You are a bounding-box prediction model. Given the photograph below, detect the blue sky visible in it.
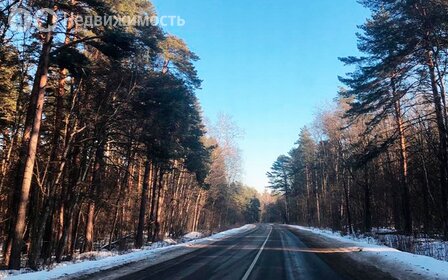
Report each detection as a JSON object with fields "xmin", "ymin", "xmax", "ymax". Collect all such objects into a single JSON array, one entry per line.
[{"xmin": 152, "ymin": 0, "xmax": 370, "ymax": 191}]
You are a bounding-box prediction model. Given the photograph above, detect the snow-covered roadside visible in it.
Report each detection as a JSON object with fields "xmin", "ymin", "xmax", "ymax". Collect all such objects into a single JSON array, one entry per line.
[
  {"xmin": 1, "ymin": 224, "xmax": 255, "ymax": 280},
  {"xmin": 289, "ymin": 225, "xmax": 448, "ymax": 280}
]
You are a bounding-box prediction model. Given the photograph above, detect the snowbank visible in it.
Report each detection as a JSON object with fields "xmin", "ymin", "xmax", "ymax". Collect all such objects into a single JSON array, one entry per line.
[
  {"xmin": 1, "ymin": 225, "xmax": 255, "ymax": 280},
  {"xmin": 289, "ymin": 225, "xmax": 448, "ymax": 280},
  {"xmin": 181, "ymin": 231, "xmax": 205, "ymax": 242}
]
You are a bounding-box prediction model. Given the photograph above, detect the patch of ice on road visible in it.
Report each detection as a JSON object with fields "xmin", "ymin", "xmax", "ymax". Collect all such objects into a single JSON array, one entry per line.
[
  {"xmin": 289, "ymin": 225, "xmax": 448, "ymax": 280},
  {"xmin": 1, "ymin": 224, "xmax": 255, "ymax": 280}
]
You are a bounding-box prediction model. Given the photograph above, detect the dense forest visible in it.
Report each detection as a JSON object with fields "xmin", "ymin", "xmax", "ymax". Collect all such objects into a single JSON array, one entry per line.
[
  {"xmin": 266, "ymin": 0, "xmax": 448, "ymax": 239},
  {"xmin": 0, "ymin": 0, "xmax": 259, "ymax": 270}
]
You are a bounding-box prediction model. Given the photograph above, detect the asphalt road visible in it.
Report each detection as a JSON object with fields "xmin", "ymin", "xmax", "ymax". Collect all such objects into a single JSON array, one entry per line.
[{"xmin": 115, "ymin": 224, "xmax": 396, "ymax": 280}]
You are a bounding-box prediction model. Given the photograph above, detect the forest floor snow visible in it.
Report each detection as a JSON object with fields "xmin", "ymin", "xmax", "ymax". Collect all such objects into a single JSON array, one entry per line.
[
  {"xmin": 289, "ymin": 225, "xmax": 448, "ymax": 280},
  {"xmin": 1, "ymin": 224, "xmax": 255, "ymax": 280}
]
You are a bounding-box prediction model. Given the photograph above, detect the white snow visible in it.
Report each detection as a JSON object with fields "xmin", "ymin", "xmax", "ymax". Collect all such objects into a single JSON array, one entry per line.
[
  {"xmin": 1, "ymin": 225, "xmax": 255, "ymax": 280},
  {"xmin": 182, "ymin": 231, "xmax": 205, "ymax": 241},
  {"xmin": 289, "ymin": 225, "xmax": 448, "ymax": 280}
]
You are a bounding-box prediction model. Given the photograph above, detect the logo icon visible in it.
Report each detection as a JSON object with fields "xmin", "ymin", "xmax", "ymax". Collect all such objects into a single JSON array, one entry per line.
[
  {"xmin": 8, "ymin": 6, "xmax": 58, "ymax": 32},
  {"xmin": 8, "ymin": 7, "xmax": 33, "ymax": 32}
]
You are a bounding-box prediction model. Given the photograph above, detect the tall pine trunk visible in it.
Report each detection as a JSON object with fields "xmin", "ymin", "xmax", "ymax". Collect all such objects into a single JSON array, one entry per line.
[
  {"xmin": 391, "ymin": 77, "xmax": 412, "ymax": 234},
  {"xmin": 135, "ymin": 161, "xmax": 150, "ymax": 248},
  {"xmin": 83, "ymin": 142, "xmax": 105, "ymax": 252},
  {"xmin": 7, "ymin": 10, "xmax": 55, "ymax": 269}
]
